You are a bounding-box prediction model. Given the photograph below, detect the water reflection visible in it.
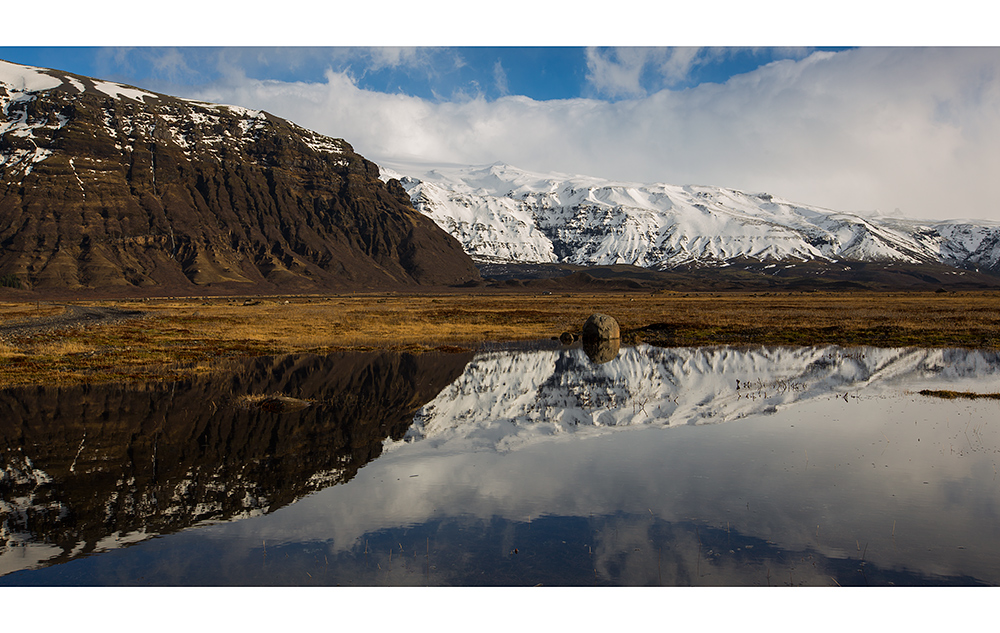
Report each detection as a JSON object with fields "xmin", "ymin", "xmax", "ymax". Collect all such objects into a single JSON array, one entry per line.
[
  {"xmin": 2, "ymin": 344, "xmax": 1000, "ymax": 585},
  {"xmin": 403, "ymin": 345, "xmax": 1000, "ymax": 450},
  {"xmin": 0, "ymin": 350, "xmax": 473, "ymax": 576}
]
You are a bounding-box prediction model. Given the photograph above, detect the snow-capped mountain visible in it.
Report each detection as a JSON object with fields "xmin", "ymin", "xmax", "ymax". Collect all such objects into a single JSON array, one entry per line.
[{"xmin": 379, "ymin": 161, "xmax": 1000, "ymax": 272}]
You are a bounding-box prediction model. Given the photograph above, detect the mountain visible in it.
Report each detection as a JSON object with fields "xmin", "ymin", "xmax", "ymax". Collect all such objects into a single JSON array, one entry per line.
[
  {"xmin": 379, "ymin": 161, "xmax": 1000, "ymax": 275},
  {"xmin": 0, "ymin": 60, "xmax": 480, "ymax": 295}
]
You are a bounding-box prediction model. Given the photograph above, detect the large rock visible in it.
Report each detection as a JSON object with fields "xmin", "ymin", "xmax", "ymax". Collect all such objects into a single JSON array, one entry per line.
[{"xmin": 582, "ymin": 313, "xmax": 620, "ymax": 341}]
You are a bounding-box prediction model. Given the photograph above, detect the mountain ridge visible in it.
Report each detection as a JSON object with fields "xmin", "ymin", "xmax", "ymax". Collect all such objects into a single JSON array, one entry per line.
[
  {"xmin": 378, "ymin": 160, "xmax": 1000, "ymax": 275},
  {"xmin": 4, "ymin": 56, "xmax": 999, "ymax": 298}
]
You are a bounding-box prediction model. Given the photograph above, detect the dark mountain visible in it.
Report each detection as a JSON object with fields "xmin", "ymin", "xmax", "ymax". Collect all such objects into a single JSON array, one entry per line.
[{"xmin": 0, "ymin": 59, "xmax": 480, "ymax": 296}]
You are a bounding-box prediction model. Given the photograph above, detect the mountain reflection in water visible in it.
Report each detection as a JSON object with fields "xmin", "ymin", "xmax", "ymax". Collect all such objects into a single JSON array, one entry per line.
[
  {"xmin": 2, "ymin": 344, "xmax": 1000, "ymax": 586},
  {"xmin": 0, "ymin": 350, "xmax": 473, "ymax": 576}
]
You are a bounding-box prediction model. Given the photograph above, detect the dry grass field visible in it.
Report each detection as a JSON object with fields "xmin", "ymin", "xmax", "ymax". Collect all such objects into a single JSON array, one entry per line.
[{"xmin": 1, "ymin": 290, "xmax": 999, "ymax": 388}]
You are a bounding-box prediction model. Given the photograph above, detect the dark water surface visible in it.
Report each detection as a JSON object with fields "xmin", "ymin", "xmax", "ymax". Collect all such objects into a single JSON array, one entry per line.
[{"xmin": 2, "ymin": 344, "xmax": 999, "ymax": 586}]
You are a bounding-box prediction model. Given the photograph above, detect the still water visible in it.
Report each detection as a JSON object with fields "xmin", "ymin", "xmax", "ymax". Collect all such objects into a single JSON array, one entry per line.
[{"xmin": 2, "ymin": 343, "xmax": 999, "ymax": 586}]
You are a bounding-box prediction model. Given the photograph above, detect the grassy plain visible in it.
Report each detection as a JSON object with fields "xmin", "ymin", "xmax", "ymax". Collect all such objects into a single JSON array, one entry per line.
[{"xmin": 1, "ymin": 290, "xmax": 999, "ymax": 388}]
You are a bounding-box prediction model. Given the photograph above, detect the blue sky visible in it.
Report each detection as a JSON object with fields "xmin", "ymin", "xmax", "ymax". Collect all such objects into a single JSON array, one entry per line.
[
  {"xmin": 0, "ymin": 46, "xmax": 843, "ymax": 102},
  {"xmin": 3, "ymin": 3, "xmax": 1000, "ymax": 221}
]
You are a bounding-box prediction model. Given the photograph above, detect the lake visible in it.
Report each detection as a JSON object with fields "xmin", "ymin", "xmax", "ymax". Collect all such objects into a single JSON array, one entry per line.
[{"xmin": 2, "ymin": 342, "xmax": 999, "ymax": 586}]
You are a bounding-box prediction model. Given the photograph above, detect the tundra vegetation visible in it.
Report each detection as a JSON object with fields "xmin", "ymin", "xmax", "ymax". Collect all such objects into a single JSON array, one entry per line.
[{"xmin": 1, "ymin": 290, "xmax": 999, "ymax": 388}]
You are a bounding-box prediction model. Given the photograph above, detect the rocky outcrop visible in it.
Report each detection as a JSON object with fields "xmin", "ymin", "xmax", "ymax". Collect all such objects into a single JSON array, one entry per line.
[{"xmin": 0, "ymin": 60, "xmax": 480, "ymax": 295}]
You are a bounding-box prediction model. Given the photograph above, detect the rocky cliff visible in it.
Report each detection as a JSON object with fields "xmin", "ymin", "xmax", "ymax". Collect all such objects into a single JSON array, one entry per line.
[{"xmin": 0, "ymin": 60, "xmax": 480, "ymax": 295}]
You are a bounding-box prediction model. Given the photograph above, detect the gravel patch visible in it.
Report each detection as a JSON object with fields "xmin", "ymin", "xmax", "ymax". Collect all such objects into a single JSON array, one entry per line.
[{"xmin": 0, "ymin": 305, "xmax": 148, "ymax": 340}]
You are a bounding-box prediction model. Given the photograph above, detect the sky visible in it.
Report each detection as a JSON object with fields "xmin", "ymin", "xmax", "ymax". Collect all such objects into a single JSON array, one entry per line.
[{"xmin": 3, "ymin": 2, "xmax": 1000, "ymax": 222}]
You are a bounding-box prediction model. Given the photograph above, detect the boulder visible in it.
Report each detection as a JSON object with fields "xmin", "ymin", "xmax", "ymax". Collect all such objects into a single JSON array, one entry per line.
[{"xmin": 582, "ymin": 313, "xmax": 620, "ymax": 341}]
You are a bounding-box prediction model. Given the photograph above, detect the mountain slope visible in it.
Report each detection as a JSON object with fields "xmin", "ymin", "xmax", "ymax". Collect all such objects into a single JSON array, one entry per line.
[
  {"xmin": 380, "ymin": 161, "xmax": 1000, "ymax": 273},
  {"xmin": 0, "ymin": 60, "xmax": 480, "ymax": 294}
]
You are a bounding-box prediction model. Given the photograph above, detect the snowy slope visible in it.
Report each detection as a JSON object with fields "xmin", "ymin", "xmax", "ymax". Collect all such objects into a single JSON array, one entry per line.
[{"xmin": 379, "ymin": 161, "xmax": 1000, "ymax": 271}]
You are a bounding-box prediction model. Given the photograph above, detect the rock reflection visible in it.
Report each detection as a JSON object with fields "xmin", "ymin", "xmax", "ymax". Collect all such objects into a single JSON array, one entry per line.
[
  {"xmin": 583, "ymin": 337, "xmax": 619, "ymax": 364},
  {"xmin": 0, "ymin": 350, "xmax": 473, "ymax": 575}
]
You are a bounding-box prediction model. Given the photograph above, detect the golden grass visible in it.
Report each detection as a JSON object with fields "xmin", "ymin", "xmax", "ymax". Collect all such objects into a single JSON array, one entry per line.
[
  {"xmin": 1, "ymin": 290, "xmax": 998, "ymax": 388},
  {"xmin": 624, "ymin": 291, "xmax": 1000, "ymax": 348},
  {"xmin": 0, "ymin": 301, "xmax": 67, "ymax": 321},
  {"xmin": 32, "ymin": 339, "xmax": 99, "ymax": 356}
]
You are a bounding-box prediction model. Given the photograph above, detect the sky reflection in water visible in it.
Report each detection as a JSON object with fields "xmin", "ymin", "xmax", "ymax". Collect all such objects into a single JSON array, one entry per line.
[{"xmin": 2, "ymin": 344, "xmax": 999, "ymax": 586}]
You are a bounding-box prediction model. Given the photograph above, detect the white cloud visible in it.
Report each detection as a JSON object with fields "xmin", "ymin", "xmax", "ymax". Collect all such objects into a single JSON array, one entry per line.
[
  {"xmin": 583, "ymin": 47, "xmax": 715, "ymax": 97},
  {"xmin": 493, "ymin": 60, "xmax": 509, "ymax": 97},
  {"xmin": 364, "ymin": 47, "xmax": 423, "ymax": 70},
  {"xmin": 183, "ymin": 48, "xmax": 1000, "ymax": 221},
  {"xmin": 584, "ymin": 47, "xmax": 651, "ymax": 98},
  {"xmin": 655, "ymin": 47, "xmax": 704, "ymax": 85},
  {"xmin": 583, "ymin": 47, "xmax": 783, "ymax": 97}
]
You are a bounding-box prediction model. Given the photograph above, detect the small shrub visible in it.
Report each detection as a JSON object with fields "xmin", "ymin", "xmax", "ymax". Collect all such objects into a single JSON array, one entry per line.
[{"xmin": 0, "ymin": 274, "xmax": 23, "ymax": 289}]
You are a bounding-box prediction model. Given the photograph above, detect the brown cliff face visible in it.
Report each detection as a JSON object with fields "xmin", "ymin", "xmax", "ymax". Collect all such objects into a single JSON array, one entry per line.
[{"xmin": 0, "ymin": 60, "xmax": 480, "ymax": 295}]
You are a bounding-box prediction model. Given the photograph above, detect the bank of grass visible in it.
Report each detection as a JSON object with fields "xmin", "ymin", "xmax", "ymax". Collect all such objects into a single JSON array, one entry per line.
[
  {"xmin": 918, "ymin": 389, "xmax": 1000, "ymax": 400},
  {"xmin": 1, "ymin": 290, "xmax": 998, "ymax": 388},
  {"xmin": 627, "ymin": 291, "xmax": 1000, "ymax": 348}
]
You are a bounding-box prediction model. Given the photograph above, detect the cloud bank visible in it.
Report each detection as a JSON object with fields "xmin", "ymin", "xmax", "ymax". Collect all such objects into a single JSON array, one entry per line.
[{"xmin": 184, "ymin": 47, "xmax": 1000, "ymax": 221}]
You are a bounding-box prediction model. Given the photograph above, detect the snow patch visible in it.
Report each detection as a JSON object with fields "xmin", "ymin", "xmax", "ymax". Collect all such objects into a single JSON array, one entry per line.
[
  {"xmin": 89, "ymin": 78, "xmax": 157, "ymax": 102},
  {"xmin": 0, "ymin": 59, "xmax": 63, "ymax": 93}
]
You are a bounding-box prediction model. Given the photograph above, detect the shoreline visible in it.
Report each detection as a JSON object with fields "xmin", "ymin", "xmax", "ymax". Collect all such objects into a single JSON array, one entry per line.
[{"xmin": 1, "ymin": 290, "xmax": 998, "ymax": 389}]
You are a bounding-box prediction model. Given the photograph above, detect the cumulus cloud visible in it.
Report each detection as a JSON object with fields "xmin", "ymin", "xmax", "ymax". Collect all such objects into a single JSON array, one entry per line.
[{"xmin": 182, "ymin": 48, "xmax": 1000, "ymax": 221}]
